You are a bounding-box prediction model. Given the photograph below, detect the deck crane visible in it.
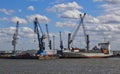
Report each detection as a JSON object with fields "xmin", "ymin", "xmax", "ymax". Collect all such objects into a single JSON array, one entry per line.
[
  {"xmin": 68, "ymin": 13, "xmax": 89, "ymax": 50},
  {"xmin": 34, "ymin": 17, "xmax": 46, "ymax": 55},
  {"xmin": 59, "ymin": 31, "xmax": 64, "ymax": 50},
  {"xmin": 46, "ymin": 24, "xmax": 52, "ymax": 50},
  {"xmin": 12, "ymin": 21, "xmax": 19, "ymax": 54}
]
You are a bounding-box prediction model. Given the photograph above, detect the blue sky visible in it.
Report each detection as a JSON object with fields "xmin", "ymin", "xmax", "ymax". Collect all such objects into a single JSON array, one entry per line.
[{"xmin": 0, "ymin": 0, "xmax": 120, "ymax": 51}]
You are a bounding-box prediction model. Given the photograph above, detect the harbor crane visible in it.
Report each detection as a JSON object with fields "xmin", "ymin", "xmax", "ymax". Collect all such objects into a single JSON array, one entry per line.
[
  {"xmin": 68, "ymin": 13, "xmax": 89, "ymax": 50},
  {"xmin": 46, "ymin": 24, "xmax": 52, "ymax": 50},
  {"xmin": 34, "ymin": 17, "xmax": 46, "ymax": 55},
  {"xmin": 12, "ymin": 21, "xmax": 19, "ymax": 54}
]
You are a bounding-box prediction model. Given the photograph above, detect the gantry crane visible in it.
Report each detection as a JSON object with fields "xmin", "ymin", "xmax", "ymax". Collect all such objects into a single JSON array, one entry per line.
[
  {"xmin": 68, "ymin": 13, "xmax": 89, "ymax": 50},
  {"xmin": 34, "ymin": 17, "xmax": 46, "ymax": 55},
  {"xmin": 12, "ymin": 21, "xmax": 19, "ymax": 54}
]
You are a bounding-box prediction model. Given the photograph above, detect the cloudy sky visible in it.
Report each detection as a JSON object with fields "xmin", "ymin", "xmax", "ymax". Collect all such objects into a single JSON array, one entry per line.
[{"xmin": 0, "ymin": 0, "xmax": 120, "ymax": 51}]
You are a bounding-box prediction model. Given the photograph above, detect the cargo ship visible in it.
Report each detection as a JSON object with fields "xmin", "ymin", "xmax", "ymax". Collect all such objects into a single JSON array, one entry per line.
[
  {"xmin": 61, "ymin": 42, "xmax": 113, "ymax": 58},
  {"xmin": 59, "ymin": 13, "xmax": 113, "ymax": 58}
]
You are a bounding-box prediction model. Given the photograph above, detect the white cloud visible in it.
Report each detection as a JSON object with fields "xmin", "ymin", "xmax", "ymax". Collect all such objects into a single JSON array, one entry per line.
[
  {"xmin": 97, "ymin": 24, "xmax": 120, "ymax": 32},
  {"xmin": 50, "ymin": 0, "xmax": 66, "ymax": 4},
  {"xmin": 0, "ymin": 17, "xmax": 8, "ymax": 21},
  {"xmin": 97, "ymin": 14, "xmax": 120, "ymax": 24},
  {"xmin": 11, "ymin": 16, "xmax": 27, "ymax": 24},
  {"xmin": 84, "ymin": 15, "xmax": 100, "ymax": 24},
  {"xmin": 21, "ymin": 27, "xmax": 33, "ymax": 33},
  {"xmin": 60, "ymin": 10, "xmax": 82, "ymax": 19},
  {"xmin": 19, "ymin": 27, "xmax": 34, "ymax": 38},
  {"xmin": 26, "ymin": 14, "xmax": 50, "ymax": 23},
  {"xmin": 85, "ymin": 23, "xmax": 120, "ymax": 45},
  {"xmin": 27, "ymin": 6, "xmax": 35, "ymax": 11},
  {"xmin": 93, "ymin": 0, "xmax": 120, "ymax": 14},
  {"xmin": 0, "ymin": 26, "xmax": 37, "ymax": 50},
  {"xmin": 0, "ymin": 8, "xmax": 14, "ymax": 15},
  {"xmin": 0, "ymin": 27, "xmax": 16, "ymax": 38},
  {"xmin": 93, "ymin": 0, "xmax": 120, "ymax": 4},
  {"xmin": 0, "ymin": 27, "xmax": 34, "ymax": 40},
  {"xmin": 55, "ymin": 21, "xmax": 77, "ymax": 28},
  {"xmin": 48, "ymin": 1, "xmax": 83, "ymax": 12},
  {"xmin": 60, "ymin": 11, "xmax": 99, "ymax": 23},
  {"xmin": 48, "ymin": 2, "xmax": 85, "ymax": 19},
  {"xmin": 92, "ymin": 0, "xmax": 120, "ymax": 36}
]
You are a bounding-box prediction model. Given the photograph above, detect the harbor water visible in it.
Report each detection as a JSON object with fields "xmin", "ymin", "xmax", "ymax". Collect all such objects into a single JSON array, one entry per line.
[{"xmin": 0, "ymin": 58, "xmax": 120, "ymax": 74}]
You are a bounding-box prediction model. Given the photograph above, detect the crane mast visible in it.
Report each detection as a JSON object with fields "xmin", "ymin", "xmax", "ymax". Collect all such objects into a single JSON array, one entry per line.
[{"xmin": 12, "ymin": 21, "xmax": 19, "ymax": 54}]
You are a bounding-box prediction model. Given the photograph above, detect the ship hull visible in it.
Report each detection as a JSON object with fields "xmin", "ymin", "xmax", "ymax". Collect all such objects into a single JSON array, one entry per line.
[{"xmin": 61, "ymin": 52, "xmax": 113, "ymax": 58}]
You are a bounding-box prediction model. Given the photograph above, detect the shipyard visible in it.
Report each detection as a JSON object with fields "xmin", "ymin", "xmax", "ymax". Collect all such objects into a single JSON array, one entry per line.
[{"xmin": 0, "ymin": 0, "xmax": 120, "ymax": 74}]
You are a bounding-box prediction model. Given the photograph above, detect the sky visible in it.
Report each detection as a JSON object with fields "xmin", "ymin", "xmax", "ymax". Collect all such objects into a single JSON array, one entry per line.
[{"xmin": 0, "ymin": 0, "xmax": 120, "ymax": 51}]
